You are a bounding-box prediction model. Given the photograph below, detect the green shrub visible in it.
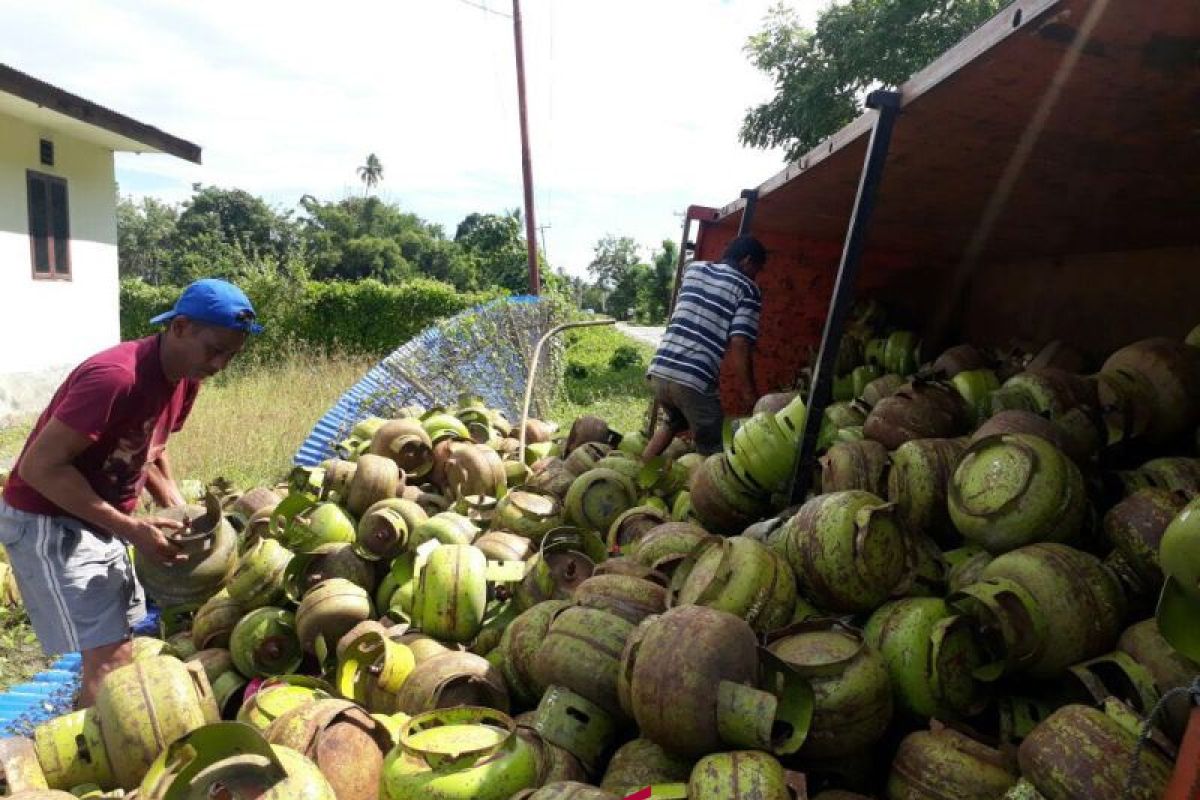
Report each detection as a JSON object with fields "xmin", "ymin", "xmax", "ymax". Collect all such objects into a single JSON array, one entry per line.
[
  {"xmin": 121, "ymin": 276, "xmax": 503, "ymax": 362},
  {"xmin": 608, "ymin": 344, "xmax": 643, "ymax": 372},
  {"xmin": 549, "ymin": 326, "xmax": 655, "ymax": 434}
]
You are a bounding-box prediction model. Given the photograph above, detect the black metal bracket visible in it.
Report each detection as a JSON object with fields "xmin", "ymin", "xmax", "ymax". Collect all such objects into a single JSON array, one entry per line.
[
  {"xmin": 737, "ymin": 189, "xmax": 760, "ymax": 236},
  {"xmin": 787, "ymin": 89, "xmax": 903, "ymax": 504}
]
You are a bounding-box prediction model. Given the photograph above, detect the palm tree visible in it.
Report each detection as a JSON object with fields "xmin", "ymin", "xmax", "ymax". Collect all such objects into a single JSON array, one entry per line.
[{"xmin": 357, "ymin": 154, "xmax": 384, "ymax": 196}]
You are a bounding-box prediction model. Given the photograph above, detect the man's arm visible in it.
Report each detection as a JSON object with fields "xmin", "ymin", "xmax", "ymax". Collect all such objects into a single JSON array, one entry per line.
[
  {"xmin": 728, "ymin": 335, "xmax": 758, "ymax": 412},
  {"xmin": 18, "ymin": 418, "xmax": 185, "ymax": 564},
  {"xmin": 145, "ymin": 451, "xmax": 186, "ymax": 508}
]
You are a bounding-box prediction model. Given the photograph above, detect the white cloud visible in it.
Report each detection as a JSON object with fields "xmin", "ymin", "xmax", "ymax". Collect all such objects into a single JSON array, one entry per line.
[{"xmin": 3, "ymin": 0, "xmax": 824, "ymax": 275}]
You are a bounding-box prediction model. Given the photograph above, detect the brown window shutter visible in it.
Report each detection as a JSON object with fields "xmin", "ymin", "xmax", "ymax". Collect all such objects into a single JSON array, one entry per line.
[
  {"xmin": 27, "ymin": 173, "xmax": 50, "ymax": 274},
  {"xmin": 49, "ymin": 179, "xmax": 70, "ymax": 276}
]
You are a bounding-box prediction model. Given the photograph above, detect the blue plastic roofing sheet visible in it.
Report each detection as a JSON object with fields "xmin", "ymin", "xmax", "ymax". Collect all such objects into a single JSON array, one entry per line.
[
  {"xmin": 0, "ymin": 607, "xmax": 160, "ymax": 736},
  {"xmin": 295, "ymin": 295, "xmax": 568, "ymax": 467}
]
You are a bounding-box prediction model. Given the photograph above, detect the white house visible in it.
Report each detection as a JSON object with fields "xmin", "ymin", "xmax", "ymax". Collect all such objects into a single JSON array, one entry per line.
[{"xmin": 0, "ymin": 64, "xmax": 200, "ymax": 421}]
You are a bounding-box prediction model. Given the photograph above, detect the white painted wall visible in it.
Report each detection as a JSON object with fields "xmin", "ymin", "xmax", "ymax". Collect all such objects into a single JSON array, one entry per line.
[{"xmin": 0, "ymin": 109, "xmax": 119, "ymax": 417}]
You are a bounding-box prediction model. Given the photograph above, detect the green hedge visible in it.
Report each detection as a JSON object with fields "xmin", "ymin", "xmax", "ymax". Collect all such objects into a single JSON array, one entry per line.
[{"xmin": 121, "ymin": 276, "xmax": 503, "ymax": 360}]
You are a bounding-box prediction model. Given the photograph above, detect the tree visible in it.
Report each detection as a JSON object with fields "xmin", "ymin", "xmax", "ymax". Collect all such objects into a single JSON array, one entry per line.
[
  {"xmin": 648, "ymin": 239, "xmax": 679, "ymax": 322},
  {"xmin": 402, "ymin": 235, "xmax": 478, "ymax": 290},
  {"xmin": 607, "ymin": 263, "xmax": 656, "ymax": 321},
  {"xmin": 113, "ymin": 180, "xmax": 532, "ymax": 291},
  {"xmin": 587, "ymin": 235, "xmax": 641, "ymax": 291},
  {"xmin": 173, "ymin": 184, "xmax": 297, "ymax": 263},
  {"xmin": 551, "ymin": 271, "xmax": 597, "ymax": 310},
  {"xmin": 339, "ymin": 236, "xmax": 411, "ymax": 282},
  {"xmin": 455, "ymin": 211, "xmax": 534, "ymax": 293},
  {"xmin": 741, "ymin": 0, "xmax": 1007, "ymax": 159},
  {"xmin": 116, "ymin": 195, "xmax": 179, "ymax": 284},
  {"xmin": 299, "ymin": 195, "xmax": 471, "ymax": 285},
  {"xmin": 580, "ymin": 283, "xmax": 607, "ymax": 314},
  {"xmin": 357, "ymin": 153, "xmax": 384, "ymax": 196}
]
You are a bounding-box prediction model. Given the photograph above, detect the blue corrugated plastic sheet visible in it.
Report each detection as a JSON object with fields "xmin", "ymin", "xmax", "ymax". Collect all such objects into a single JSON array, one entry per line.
[
  {"xmin": 295, "ymin": 294, "xmax": 568, "ymax": 467},
  {"xmin": 0, "ymin": 608, "xmax": 160, "ymax": 736}
]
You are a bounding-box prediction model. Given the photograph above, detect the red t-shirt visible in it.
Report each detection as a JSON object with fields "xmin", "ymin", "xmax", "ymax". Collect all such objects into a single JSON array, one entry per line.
[{"xmin": 3, "ymin": 335, "xmax": 199, "ymax": 520}]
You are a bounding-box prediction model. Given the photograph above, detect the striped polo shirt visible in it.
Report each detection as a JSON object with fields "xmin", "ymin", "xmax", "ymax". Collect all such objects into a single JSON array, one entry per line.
[{"xmin": 648, "ymin": 260, "xmax": 762, "ymax": 392}]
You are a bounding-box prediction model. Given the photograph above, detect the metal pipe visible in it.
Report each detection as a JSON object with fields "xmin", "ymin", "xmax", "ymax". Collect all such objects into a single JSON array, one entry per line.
[
  {"xmin": 512, "ymin": 0, "xmax": 540, "ymax": 295},
  {"xmin": 737, "ymin": 189, "xmax": 759, "ymax": 236},
  {"xmin": 788, "ymin": 89, "xmax": 903, "ymax": 504},
  {"xmin": 519, "ymin": 317, "xmax": 616, "ymax": 464}
]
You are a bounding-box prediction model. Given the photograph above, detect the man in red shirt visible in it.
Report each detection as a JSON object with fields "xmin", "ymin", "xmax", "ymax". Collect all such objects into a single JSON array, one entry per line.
[{"xmin": 0, "ymin": 278, "xmax": 261, "ymax": 706}]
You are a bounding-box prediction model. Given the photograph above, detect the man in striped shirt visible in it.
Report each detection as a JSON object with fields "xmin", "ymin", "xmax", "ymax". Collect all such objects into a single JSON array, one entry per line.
[{"xmin": 644, "ymin": 235, "xmax": 766, "ymax": 458}]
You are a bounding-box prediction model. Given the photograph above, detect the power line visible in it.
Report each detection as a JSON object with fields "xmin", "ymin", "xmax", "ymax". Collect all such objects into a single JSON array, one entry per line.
[{"xmin": 454, "ymin": 0, "xmax": 511, "ymax": 18}]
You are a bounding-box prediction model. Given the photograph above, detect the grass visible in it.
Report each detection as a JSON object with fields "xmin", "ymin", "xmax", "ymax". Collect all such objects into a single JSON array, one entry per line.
[
  {"xmin": 0, "ymin": 420, "xmax": 33, "ymax": 465},
  {"xmin": 547, "ymin": 325, "xmax": 656, "ymax": 434},
  {"xmin": 0, "ymin": 606, "xmax": 46, "ymax": 689}
]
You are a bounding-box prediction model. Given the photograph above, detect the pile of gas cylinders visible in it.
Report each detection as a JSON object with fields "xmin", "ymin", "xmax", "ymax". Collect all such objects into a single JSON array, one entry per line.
[{"xmin": 1, "ymin": 309, "xmax": 1199, "ymax": 800}]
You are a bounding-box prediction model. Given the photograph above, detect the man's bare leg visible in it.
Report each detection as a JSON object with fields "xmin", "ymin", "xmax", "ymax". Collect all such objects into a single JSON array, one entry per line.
[{"xmin": 78, "ymin": 639, "xmax": 133, "ymax": 708}]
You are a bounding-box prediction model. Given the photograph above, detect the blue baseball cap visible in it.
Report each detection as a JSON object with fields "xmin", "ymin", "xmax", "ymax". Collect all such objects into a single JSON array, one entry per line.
[{"xmin": 150, "ymin": 278, "xmax": 264, "ymax": 334}]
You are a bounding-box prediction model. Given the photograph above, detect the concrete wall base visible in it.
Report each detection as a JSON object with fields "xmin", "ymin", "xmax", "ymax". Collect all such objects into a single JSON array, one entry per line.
[{"xmin": 0, "ymin": 365, "xmax": 68, "ymax": 426}]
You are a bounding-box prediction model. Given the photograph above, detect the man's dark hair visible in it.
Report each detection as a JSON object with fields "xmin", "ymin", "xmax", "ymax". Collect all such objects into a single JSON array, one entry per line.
[{"xmin": 721, "ymin": 236, "xmax": 767, "ymax": 267}]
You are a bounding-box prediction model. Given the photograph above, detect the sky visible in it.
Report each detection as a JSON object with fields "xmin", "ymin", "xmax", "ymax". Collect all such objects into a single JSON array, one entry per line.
[{"xmin": 3, "ymin": 0, "xmax": 824, "ymax": 276}]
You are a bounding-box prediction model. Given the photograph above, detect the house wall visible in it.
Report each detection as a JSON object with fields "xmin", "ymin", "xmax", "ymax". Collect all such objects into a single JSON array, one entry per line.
[{"xmin": 0, "ymin": 110, "xmax": 119, "ymax": 419}]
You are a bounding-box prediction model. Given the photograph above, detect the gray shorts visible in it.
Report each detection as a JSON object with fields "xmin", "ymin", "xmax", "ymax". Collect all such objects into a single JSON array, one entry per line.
[
  {"xmin": 648, "ymin": 375, "xmax": 725, "ymax": 456},
  {"xmin": 0, "ymin": 500, "xmax": 145, "ymax": 655}
]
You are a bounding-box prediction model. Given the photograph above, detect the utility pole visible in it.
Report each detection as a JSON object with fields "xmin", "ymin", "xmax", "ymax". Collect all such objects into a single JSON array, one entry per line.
[{"xmin": 512, "ymin": 0, "xmax": 540, "ymax": 295}]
